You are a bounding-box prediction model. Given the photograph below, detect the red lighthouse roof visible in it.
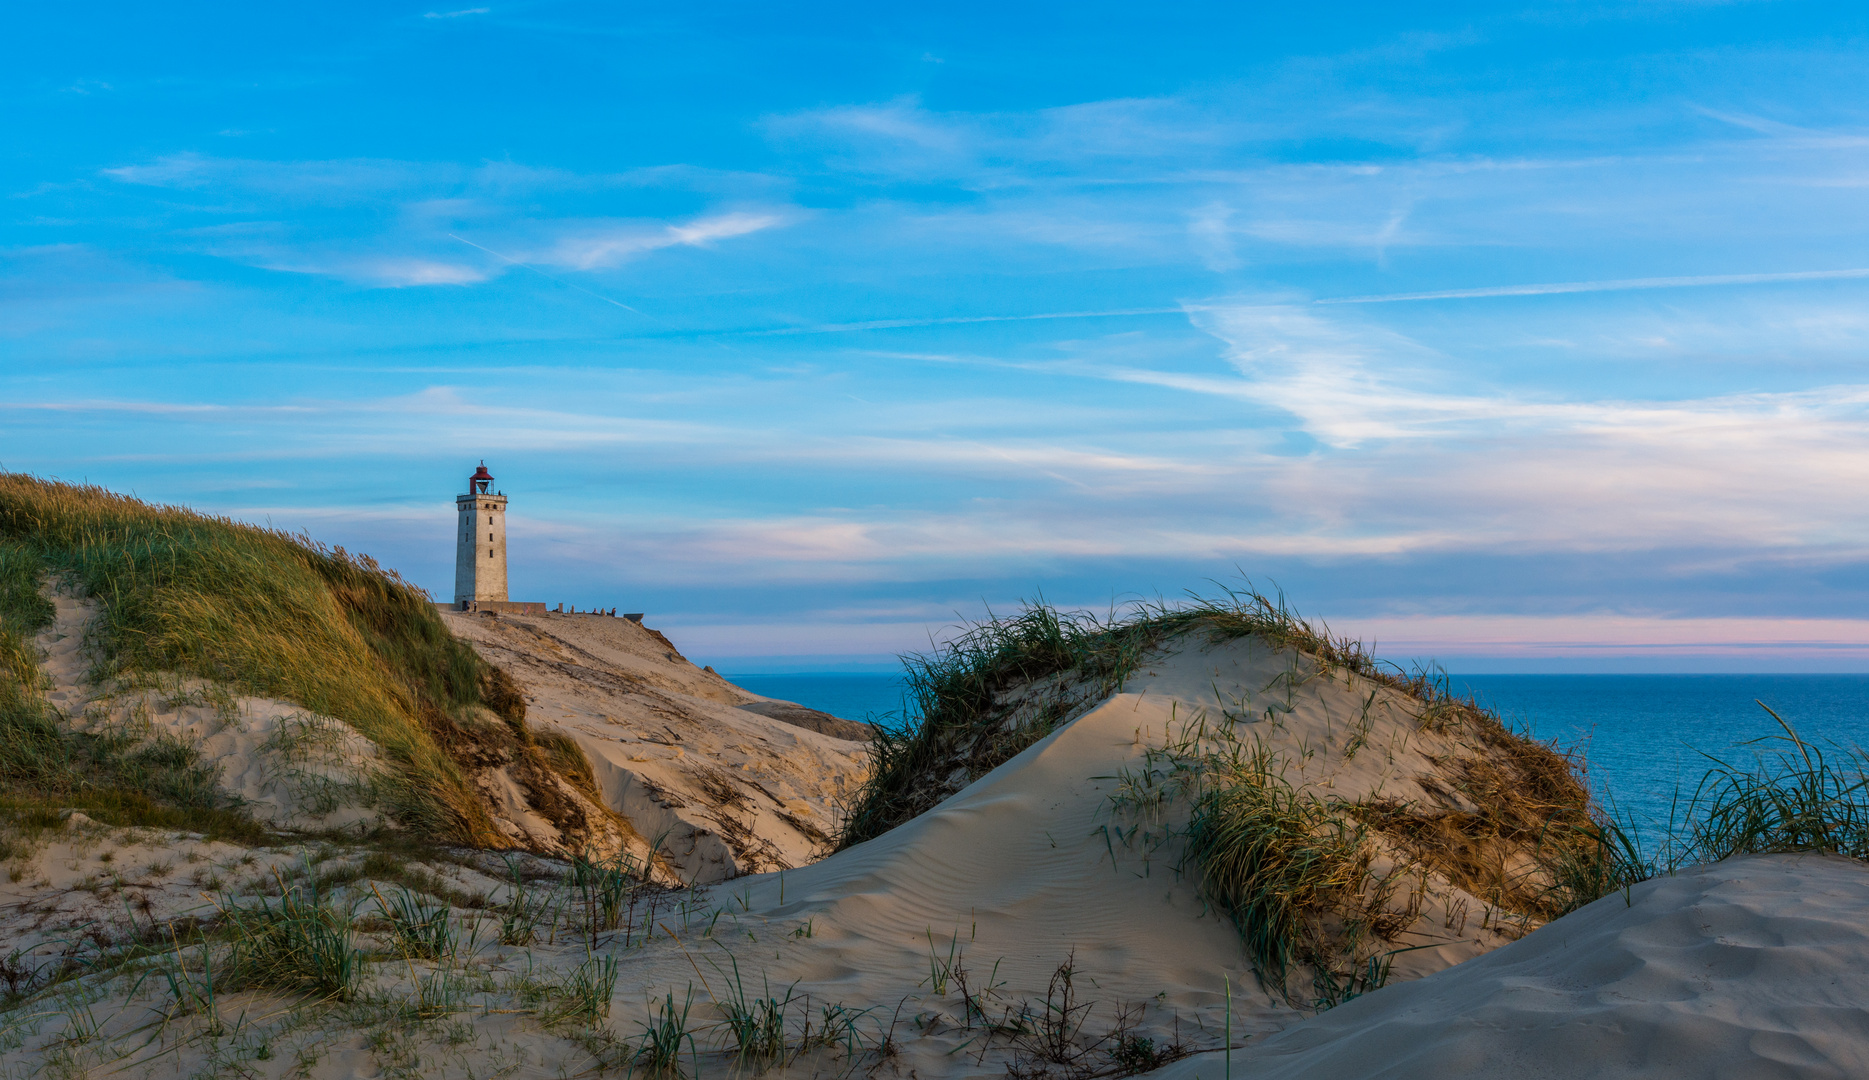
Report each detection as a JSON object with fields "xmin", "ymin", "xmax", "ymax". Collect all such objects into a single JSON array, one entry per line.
[{"xmin": 469, "ymin": 461, "xmax": 495, "ymax": 494}]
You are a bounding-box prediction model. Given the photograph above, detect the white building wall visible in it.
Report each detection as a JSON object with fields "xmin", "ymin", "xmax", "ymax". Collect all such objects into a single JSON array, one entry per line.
[{"xmin": 454, "ymin": 492, "xmax": 509, "ymax": 605}]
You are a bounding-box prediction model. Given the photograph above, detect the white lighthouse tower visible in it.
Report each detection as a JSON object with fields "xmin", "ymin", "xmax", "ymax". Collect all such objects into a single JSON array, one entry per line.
[{"xmin": 454, "ymin": 461, "xmax": 508, "ymax": 609}]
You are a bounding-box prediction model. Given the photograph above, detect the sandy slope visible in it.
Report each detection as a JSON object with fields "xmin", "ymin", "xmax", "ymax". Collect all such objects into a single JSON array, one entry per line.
[
  {"xmin": 36, "ymin": 589, "xmax": 394, "ymax": 833},
  {"xmin": 31, "ymin": 589, "xmax": 642, "ymax": 857},
  {"xmin": 439, "ymin": 609, "xmax": 871, "ymax": 881},
  {"xmin": 28, "ymin": 586, "xmax": 868, "ymax": 880},
  {"xmin": 1153, "ymin": 853, "xmax": 1869, "ymax": 1080}
]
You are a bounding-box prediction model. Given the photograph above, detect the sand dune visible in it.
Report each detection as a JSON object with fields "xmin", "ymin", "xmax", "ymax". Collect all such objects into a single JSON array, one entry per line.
[
  {"xmin": 30, "ymin": 588, "xmax": 650, "ymax": 857},
  {"xmin": 1154, "ymin": 853, "xmax": 1869, "ymax": 1080},
  {"xmin": 590, "ymin": 630, "xmax": 1572, "ymax": 1068}
]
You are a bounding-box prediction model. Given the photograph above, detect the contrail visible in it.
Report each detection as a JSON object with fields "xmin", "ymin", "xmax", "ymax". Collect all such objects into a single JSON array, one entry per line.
[
  {"xmin": 1317, "ymin": 267, "xmax": 1869, "ymax": 304},
  {"xmin": 746, "ymin": 307, "xmax": 1186, "ymax": 335},
  {"xmin": 447, "ymin": 233, "xmax": 646, "ymax": 315}
]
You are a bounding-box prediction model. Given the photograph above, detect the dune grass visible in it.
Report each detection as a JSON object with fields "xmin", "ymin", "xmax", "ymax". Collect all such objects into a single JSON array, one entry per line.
[
  {"xmin": 1678, "ymin": 708, "xmax": 1869, "ymax": 865},
  {"xmin": 0, "ymin": 474, "xmax": 584, "ymax": 846},
  {"xmin": 0, "ymin": 531, "xmax": 261, "ymax": 838},
  {"xmin": 218, "ymin": 876, "xmax": 364, "ymax": 1002},
  {"xmin": 1180, "ymin": 752, "xmax": 1369, "ymax": 997}
]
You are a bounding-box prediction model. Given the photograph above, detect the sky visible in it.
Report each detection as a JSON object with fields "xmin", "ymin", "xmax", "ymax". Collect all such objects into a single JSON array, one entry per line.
[{"xmin": 7, "ymin": 1, "xmax": 1869, "ymax": 672}]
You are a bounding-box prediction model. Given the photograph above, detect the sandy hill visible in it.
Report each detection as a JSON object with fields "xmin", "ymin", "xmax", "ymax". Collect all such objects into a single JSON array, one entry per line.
[
  {"xmin": 438, "ymin": 608, "xmax": 870, "ymax": 881},
  {"xmin": 0, "ymin": 476, "xmax": 639, "ymax": 859},
  {"xmin": 530, "ymin": 620, "xmax": 1601, "ymax": 1073},
  {"xmin": 0, "ymin": 476, "xmax": 868, "ymax": 883}
]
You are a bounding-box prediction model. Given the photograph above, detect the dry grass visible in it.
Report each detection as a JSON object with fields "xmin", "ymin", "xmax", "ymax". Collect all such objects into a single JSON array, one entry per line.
[
  {"xmin": 0, "ymin": 532, "xmax": 260, "ymax": 839},
  {"xmin": 1181, "ymin": 750, "xmax": 1373, "ymax": 996},
  {"xmin": 1353, "ymin": 736, "xmax": 1593, "ymax": 921}
]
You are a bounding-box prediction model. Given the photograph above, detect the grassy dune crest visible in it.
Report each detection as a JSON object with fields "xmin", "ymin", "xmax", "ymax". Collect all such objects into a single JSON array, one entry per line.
[
  {"xmin": 838, "ymin": 585, "xmax": 1608, "ymax": 1006},
  {"xmin": 838, "ymin": 585, "xmax": 1588, "ymax": 852},
  {"xmin": 0, "ymin": 473, "xmax": 566, "ymax": 845}
]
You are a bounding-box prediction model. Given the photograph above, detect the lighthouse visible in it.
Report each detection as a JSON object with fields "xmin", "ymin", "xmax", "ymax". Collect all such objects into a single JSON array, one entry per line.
[{"xmin": 454, "ymin": 461, "xmax": 508, "ymax": 608}]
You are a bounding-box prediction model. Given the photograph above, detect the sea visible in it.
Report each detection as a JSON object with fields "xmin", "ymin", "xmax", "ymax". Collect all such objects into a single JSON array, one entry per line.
[{"xmin": 727, "ymin": 671, "xmax": 1869, "ymax": 836}]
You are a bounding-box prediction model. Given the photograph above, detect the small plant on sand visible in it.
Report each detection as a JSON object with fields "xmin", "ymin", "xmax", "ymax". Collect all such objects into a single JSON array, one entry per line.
[
  {"xmin": 143, "ymin": 932, "xmax": 224, "ymax": 1033},
  {"xmin": 219, "ymin": 874, "xmax": 363, "ymax": 1001},
  {"xmin": 1012, "ymin": 953, "xmax": 1096, "ymax": 1066},
  {"xmin": 799, "ymin": 1001, "xmax": 880, "ymax": 1059},
  {"xmin": 636, "ymin": 988, "xmax": 699, "ymax": 1079},
  {"xmin": 714, "ymin": 954, "xmax": 797, "ymax": 1071},
  {"xmin": 372, "ymin": 885, "xmax": 456, "ymax": 962},
  {"xmin": 572, "ymin": 849, "xmax": 643, "ymax": 938},
  {"xmin": 539, "ymin": 953, "xmax": 620, "ymax": 1028},
  {"xmin": 1001, "ymin": 956, "xmax": 1187, "ymax": 1080},
  {"xmin": 497, "ymin": 857, "xmax": 555, "ymax": 946}
]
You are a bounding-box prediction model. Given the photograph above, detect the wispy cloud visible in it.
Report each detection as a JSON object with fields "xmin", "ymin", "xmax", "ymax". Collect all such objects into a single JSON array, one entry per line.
[
  {"xmin": 424, "ymin": 7, "xmax": 489, "ymax": 18},
  {"xmin": 743, "ymin": 306, "xmax": 1183, "ymax": 336},
  {"xmin": 354, "ymin": 259, "xmax": 490, "ymax": 286},
  {"xmin": 94, "ymin": 152, "xmax": 790, "ymax": 286},
  {"xmin": 1319, "ymin": 268, "xmax": 1869, "ymax": 304},
  {"xmin": 101, "ymin": 154, "xmax": 441, "ymax": 198},
  {"xmin": 540, "ymin": 211, "xmax": 785, "ymax": 270}
]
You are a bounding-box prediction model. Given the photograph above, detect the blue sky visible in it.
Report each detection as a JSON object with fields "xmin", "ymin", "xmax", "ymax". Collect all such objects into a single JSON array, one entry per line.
[{"xmin": 8, "ymin": 1, "xmax": 1869, "ymax": 672}]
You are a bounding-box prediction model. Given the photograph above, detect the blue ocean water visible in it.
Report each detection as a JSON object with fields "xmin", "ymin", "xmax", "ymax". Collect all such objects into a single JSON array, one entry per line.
[
  {"xmin": 727, "ymin": 673, "xmax": 911, "ymax": 728},
  {"xmin": 1456, "ymin": 675, "xmax": 1869, "ymax": 832},
  {"xmin": 731, "ymin": 671, "xmax": 1869, "ymax": 833}
]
